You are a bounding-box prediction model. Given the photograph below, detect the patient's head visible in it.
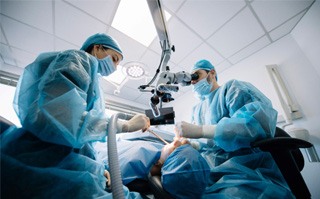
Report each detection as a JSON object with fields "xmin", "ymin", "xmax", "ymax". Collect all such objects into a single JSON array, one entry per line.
[{"xmin": 161, "ymin": 144, "xmax": 210, "ymax": 199}]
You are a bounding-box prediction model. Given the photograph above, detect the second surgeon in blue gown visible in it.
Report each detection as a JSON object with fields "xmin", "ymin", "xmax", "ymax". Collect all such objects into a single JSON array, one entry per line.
[
  {"xmin": 1, "ymin": 33, "xmax": 150, "ymax": 198},
  {"xmin": 174, "ymin": 59, "xmax": 295, "ymax": 198}
]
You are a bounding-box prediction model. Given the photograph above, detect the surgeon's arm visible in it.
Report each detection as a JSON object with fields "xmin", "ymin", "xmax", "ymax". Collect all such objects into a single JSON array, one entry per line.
[
  {"xmin": 38, "ymin": 51, "xmax": 108, "ymax": 147},
  {"xmin": 174, "ymin": 121, "xmax": 216, "ymax": 139},
  {"xmin": 214, "ymin": 83, "xmax": 278, "ymax": 152}
]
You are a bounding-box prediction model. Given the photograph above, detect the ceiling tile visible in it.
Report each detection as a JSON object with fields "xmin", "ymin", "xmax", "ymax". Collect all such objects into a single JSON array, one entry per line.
[
  {"xmin": 148, "ymin": 37, "xmax": 162, "ymax": 55},
  {"xmin": 1, "ymin": 16, "xmax": 55, "ymax": 55},
  {"xmin": 64, "ymin": 0, "xmax": 119, "ymax": 24},
  {"xmin": 101, "ymin": 77, "xmax": 144, "ymax": 101},
  {"xmin": 269, "ymin": 11, "xmax": 306, "ymax": 42},
  {"xmin": 162, "ymin": 0, "xmax": 185, "ymax": 13},
  {"xmin": 179, "ymin": 42, "xmax": 224, "ymax": 71},
  {"xmin": 176, "ymin": 0, "xmax": 246, "ymax": 39},
  {"xmin": 251, "ymin": 0, "xmax": 314, "ymax": 31},
  {"xmin": 229, "ymin": 36, "xmax": 270, "ymax": 64},
  {"xmin": 0, "ymin": 25, "xmax": 7, "ymax": 44},
  {"xmin": 108, "ymin": 27, "xmax": 148, "ymax": 65},
  {"xmin": 123, "ymin": 77, "xmax": 151, "ymax": 91},
  {"xmin": 54, "ymin": 38, "xmax": 79, "ymax": 51},
  {"xmin": 1, "ymin": 0, "xmax": 53, "ymax": 34},
  {"xmin": 0, "ymin": 44, "xmax": 16, "ymax": 67},
  {"xmin": 100, "ymin": 78, "xmax": 118, "ymax": 95},
  {"xmin": 55, "ymin": 1, "xmax": 108, "ymax": 47},
  {"xmin": 133, "ymin": 92, "xmax": 153, "ymax": 107},
  {"xmin": 116, "ymin": 85, "xmax": 143, "ymax": 101},
  {"xmin": 216, "ymin": 60, "xmax": 232, "ymax": 73},
  {"xmin": 152, "ymin": 17, "xmax": 202, "ymax": 64},
  {"xmin": 0, "ymin": 53, "xmax": 4, "ymax": 64},
  {"xmin": 11, "ymin": 46, "xmax": 37, "ymax": 68},
  {"xmin": 207, "ymin": 7, "xmax": 265, "ymax": 58},
  {"xmin": 139, "ymin": 49, "xmax": 161, "ymax": 74},
  {"xmin": 0, "ymin": 62, "xmax": 24, "ymax": 75}
]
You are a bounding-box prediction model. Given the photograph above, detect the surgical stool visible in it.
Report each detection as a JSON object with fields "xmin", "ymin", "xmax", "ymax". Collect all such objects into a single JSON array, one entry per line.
[{"xmin": 252, "ymin": 127, "xmax": 312, "ymax": 199}]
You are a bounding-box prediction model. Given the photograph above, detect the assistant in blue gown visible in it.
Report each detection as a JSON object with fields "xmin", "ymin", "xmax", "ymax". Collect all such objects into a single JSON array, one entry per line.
[
  {"xmin": 177, "ymin": 59, "xmax": 295, "ymax": 198},
  {"xmin": 0, "ymin": 33, "xmax": 145, "ymax": 199}
]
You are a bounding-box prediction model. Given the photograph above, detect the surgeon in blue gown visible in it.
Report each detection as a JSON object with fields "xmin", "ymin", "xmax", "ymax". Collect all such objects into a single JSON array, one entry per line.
[
  {"xmin": 0, "ymin": 33, "xmax": 150, "ymax": 198},
  {"xmin": 174, "ymin": 59, "xmax": 295, "ymax": 198}
]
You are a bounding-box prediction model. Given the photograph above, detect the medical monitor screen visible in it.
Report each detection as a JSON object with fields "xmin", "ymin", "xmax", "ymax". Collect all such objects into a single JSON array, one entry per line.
[{"xmin": 145, "ymin": 107, "xmax": 175, "ymax": 125}]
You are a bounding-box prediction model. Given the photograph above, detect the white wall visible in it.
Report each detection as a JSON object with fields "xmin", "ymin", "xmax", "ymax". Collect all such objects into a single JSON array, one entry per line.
[
  {"xmin": 172, "ymin": 1, "xmax": 320, "ymax": 198},
  {"xmin": 291, "ymin": 0, "xmax": 320, "ymax": 78}
]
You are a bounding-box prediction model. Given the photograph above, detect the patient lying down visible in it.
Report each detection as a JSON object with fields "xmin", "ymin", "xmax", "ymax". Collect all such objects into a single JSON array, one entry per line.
[{"xmin": 95, "ymin": 137, "xmax": 210, "ymax": 199}]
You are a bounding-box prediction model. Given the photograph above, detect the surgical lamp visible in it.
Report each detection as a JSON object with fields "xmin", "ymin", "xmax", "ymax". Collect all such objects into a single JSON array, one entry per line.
[
  {"xmin": 123, "ymin": 61, "xmax": 146, "ymax": 79},
  {"xmin": 139, "ymin": 0, "xmax": 198, "ymax": 117}
]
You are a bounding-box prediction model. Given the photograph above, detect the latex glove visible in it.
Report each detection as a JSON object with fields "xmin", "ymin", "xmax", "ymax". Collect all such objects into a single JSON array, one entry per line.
[
  {"xmin": 173, "ymin": 136, "xmax": 190, "ymax": 145},
  {"xmin": 158, "ymin": 140, "xmax": 182, "ymax": 165},
  {"xmin": 118, "ymin": 114, "xmax": 150, "ymax": 133},
  {"xmin": 174, "ymin": 121, "xmax": 216, "ymax": 139},
  {"xmin": 173, "ymin": 136, "xmax": 200, "ymax": 150}
]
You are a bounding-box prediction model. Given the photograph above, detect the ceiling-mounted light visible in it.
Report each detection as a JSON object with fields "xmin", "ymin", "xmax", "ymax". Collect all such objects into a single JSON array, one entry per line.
[{"xmin": 122, "ymin": 61, "xmax": 146, "ymax": 79}]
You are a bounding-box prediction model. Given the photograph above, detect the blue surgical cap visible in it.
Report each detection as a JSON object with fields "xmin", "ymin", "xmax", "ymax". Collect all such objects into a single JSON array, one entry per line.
[
  {"xmin": 80, "ymin": 33, "xmax": 123, "ymax": 59},
  {"xmin": 161, "ymin": 145, "xmax": 210, "ymax": 199},
  {"xmin": 192, "ymin": 59, "xmax": 218, "ymax": 81}
]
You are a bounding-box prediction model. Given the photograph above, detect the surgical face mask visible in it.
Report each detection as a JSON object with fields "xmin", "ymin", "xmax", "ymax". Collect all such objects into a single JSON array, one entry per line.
[
  {"xmin": 192, "ymin": 75, "xmax": 213, "ymax": 97},
  {"xmin": 97, "ymin": 55, "xmax": 116, "ymax": 76}
]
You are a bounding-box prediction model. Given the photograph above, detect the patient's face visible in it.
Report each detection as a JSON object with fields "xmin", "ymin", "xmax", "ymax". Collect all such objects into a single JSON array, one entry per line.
[
  {"xmin": 165, "ymin": 137, "xmax": 190, "ymax": 157},
  {"xmin": 150, "ymin": 138, "xmax": 191, "ymax": 176}
]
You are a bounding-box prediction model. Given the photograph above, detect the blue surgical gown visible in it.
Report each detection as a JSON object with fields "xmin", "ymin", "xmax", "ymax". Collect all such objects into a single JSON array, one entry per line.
[
  {"xmin": 0, "ymin": 50, "xmax": 143, "ymax": 198},
  {"xmin": 191, "ymin": 79, "xmax": 295, "ymax": 198}
]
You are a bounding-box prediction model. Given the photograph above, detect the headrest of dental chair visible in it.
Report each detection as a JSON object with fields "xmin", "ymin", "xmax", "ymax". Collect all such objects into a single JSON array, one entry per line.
[
  {"xmin": 126, "ymin": 175, "xmax": 173, "ymax": 199},
  {"xmin": 148, "ymin": 173, "xmax": 174, "ymax": 199}
]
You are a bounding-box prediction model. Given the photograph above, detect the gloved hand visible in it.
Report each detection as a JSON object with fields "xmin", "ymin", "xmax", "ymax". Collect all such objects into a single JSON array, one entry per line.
[
  {"xmin": 173, "ymin": 136, "xmax": 201, "ymax": 150},
  {"xmin": 117, "ymin": 114, "xmax": 150, "ymax": 133},
  {"xmin": 173, "ymin": 136, "xmax": 190, "ymax": 145},
  {"xmin": 158, "ymin": 140, "xmax": 182, "ymax": 165},
  {"xmin": 174, "ymin": 121, "xmax": 216, "ymax": 139}
]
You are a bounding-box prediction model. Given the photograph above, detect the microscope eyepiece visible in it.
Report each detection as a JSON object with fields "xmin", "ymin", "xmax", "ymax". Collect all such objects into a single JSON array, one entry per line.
[{"xmin": 191, "ymin": 73, "xmax": 199, "ymax": 81}]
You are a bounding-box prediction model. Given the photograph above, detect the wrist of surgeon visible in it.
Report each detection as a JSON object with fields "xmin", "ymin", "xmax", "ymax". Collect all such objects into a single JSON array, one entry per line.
[{"xmin": 174, "ymin": 121, "xmax": 216, "ymax": 139}]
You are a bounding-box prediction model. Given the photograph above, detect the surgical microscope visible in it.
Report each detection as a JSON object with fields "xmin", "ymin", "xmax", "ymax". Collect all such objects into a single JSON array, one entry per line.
[{"xmin": 138, "ymin": 1, "xmax": 199, "ymax": 120}]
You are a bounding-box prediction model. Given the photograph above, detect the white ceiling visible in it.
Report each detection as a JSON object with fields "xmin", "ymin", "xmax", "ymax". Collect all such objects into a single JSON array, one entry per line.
[{"xmin": 0, "ymin": 0, "xmax": 315, "ymax": 109}]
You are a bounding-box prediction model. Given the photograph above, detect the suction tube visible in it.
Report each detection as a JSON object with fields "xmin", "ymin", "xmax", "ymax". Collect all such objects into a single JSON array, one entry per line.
[{"xmin": 107, "ymin": 113, "xmax": 132, "ymax": 199}]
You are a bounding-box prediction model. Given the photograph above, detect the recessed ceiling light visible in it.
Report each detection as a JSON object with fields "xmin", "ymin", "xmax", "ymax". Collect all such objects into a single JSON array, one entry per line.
[{"xmin": 112, "ymin": 0, "xmax": 171, "ymax": 47}]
